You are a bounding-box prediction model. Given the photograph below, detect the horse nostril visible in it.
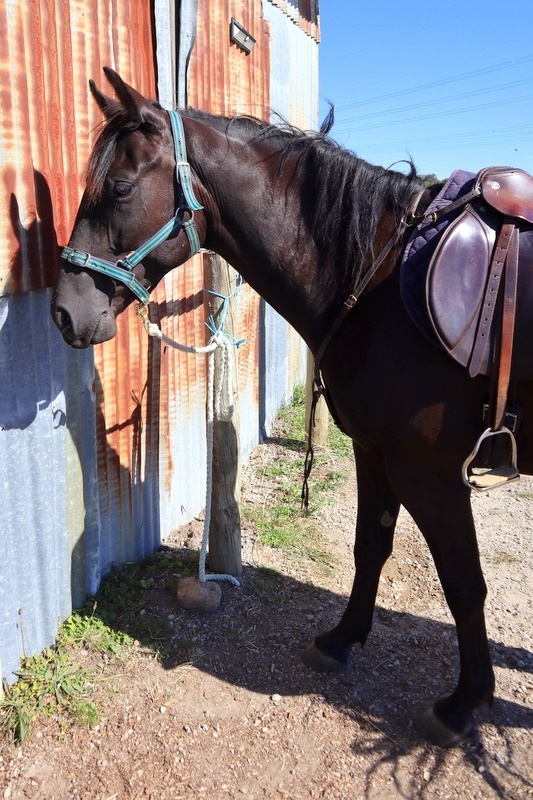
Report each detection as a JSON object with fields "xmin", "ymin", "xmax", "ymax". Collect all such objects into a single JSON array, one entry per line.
[{"xmin": 55, "ymin": 306, "xmax": 73, "ymax": 334}]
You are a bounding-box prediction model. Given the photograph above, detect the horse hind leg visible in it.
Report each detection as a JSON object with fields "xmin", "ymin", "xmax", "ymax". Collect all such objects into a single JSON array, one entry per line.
[
  {"xmin": 303, "ymin": 445, "xmax": 400, "ymax": 670},
  {"xmin": 391, "ymin": 468, "xmax": 495, "ymax": 747}
]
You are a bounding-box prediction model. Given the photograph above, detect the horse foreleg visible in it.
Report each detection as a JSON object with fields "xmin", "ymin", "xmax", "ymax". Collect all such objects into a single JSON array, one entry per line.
[
  {"xmin": 303, "ymin": 445, "xmax": 400, "ymax": 670},
  {"xmin": 395, "ymin": 474, "xmax": 495, "ymax": 747}
]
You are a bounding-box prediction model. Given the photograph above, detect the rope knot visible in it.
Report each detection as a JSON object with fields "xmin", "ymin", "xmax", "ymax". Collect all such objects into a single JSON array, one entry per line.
[{"xmin": 145, "ymin": 321, "xmax": 163, "ymax": 339}]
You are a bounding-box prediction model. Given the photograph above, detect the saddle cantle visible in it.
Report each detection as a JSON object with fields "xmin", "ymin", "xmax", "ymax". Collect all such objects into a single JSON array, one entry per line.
[{"xmin": 478, "ymin": 166, "xmax": 533, "ymax": 224}]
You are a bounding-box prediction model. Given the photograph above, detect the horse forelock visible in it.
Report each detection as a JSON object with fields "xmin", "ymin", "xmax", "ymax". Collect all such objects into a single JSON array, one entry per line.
[{"xmin": 85, "ymin": 103, "xmax": 163, "ymax": 205}]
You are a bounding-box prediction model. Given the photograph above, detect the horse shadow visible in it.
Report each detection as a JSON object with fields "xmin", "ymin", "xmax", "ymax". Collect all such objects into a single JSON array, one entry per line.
[
  {"xmin": 88, "ymin": 552, "xmax": 533, "ymax": 798},
  {"xmin": 0, "ymin": 170, "xmax": 154, "ymax": 609}
]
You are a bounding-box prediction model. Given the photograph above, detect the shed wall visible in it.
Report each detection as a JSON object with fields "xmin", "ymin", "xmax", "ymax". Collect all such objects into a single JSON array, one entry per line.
[
  {"xmin": 0, "ymin": 0, "xmax": 320, "ymax": 682},
  {"xmin": 0, "ymin": 0, "xmax": 159, "ymax": 682}
]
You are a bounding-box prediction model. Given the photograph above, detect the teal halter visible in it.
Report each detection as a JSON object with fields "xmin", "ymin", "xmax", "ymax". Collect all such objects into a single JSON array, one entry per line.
[{"xmin": 61, "ymin": 110, "xmax": 203, "ymax": 305}]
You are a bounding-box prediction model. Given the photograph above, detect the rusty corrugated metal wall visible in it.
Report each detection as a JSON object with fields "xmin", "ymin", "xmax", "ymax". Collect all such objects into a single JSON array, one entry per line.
[
  {"xmin": 0, "ymin": 0, "xmax": 159, "ymax": 683},
  {"xmin": 0, "ymin": 0, "xmax": 320, "ymax": 683}
]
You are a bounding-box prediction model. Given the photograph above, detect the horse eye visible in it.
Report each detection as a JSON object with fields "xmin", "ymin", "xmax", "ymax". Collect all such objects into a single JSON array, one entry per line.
[{"xmin": 114, "ymin": 182, "xmax": 133, "ymax": 197}]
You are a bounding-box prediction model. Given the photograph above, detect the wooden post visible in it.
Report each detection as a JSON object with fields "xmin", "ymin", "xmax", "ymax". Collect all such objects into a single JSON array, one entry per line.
[
  {"xmin": 305, "ymin": 349, "xmax": 329, "ymax": 446},
  {"xmin": 203, "ymin": 253, "xmax": 242, "ymax": 577}
]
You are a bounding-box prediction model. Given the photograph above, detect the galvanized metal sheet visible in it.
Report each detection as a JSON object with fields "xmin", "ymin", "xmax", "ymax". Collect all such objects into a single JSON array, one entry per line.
[{"xmin": 0, "ymin": 288, "xmax": 94, "ymax": 680}]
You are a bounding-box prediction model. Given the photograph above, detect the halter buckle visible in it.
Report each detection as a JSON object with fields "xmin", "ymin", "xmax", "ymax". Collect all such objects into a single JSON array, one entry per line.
[
  {"xmin": 344, "ymin": 294, "xmax": 357, "ymax": 309},
  {"xmin": 65, "ymin": 248, "xmax": 91, "ymax": 267},
  {"xmin": 116, "ymin": 251, "xmax": 136, "ymax": 272}
]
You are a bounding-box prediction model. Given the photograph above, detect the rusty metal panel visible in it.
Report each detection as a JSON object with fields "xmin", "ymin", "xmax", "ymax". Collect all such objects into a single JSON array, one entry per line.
[
  {"xmin": 188, "ymin": 0, "xmax": 271, "ymax": 117},
  {"xmin": 0, "ymin": 0, "xmax": 157, "ymax": 298},
  {"xmin": 150, "ymin": 261, "xmax": 211, "ymax": 533},
  {"xmin": 92, "ymin": 310, "xmax": 161, "ymax": 572},
  {"xmin": 0, "ymin": 0, "xmax": 159, "ymax": 683},
  {"xmin": 0, "ymin": 0, "xmax": 321, "ymax": 684}
]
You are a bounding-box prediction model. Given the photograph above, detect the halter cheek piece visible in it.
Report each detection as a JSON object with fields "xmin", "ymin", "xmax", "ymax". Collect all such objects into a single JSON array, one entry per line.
[{"xmin": 61, "ymin": 110, "xmax": 203, "ymax": 305}]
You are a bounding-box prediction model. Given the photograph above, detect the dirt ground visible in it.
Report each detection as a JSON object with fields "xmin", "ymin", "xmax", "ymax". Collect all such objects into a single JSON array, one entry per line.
[{"xmin": 1, "ymin": 427, "xmax": 532, "ymax": 800}]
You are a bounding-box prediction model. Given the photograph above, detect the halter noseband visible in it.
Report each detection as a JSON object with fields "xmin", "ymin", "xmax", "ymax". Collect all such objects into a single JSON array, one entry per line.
[{"xmin": 61, "ymin": 110, "xmax": 203, "ymax": 305}]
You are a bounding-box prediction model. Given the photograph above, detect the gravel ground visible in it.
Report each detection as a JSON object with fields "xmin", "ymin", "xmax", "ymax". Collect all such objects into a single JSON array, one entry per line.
[{"xmin": 1, "ymin": 429, "xmax": 531, "ymax": 800}]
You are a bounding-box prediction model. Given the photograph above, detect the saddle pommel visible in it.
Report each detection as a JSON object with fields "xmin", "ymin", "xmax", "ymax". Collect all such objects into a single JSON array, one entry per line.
[{"xmin": 479, "ymin": 167, "xmax": 533, "ymax": 225}]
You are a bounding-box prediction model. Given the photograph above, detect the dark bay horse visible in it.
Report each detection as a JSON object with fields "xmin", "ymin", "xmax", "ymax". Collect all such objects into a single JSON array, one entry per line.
[{"xmin": 52, "ymin": 68, "xmax": 533, "ymax": 746}]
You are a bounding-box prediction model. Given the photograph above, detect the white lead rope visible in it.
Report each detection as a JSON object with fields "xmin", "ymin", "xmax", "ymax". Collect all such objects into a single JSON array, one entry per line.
[{"xmin": 137, "ymin": 304, "xmax": 240, "ymax": 587}]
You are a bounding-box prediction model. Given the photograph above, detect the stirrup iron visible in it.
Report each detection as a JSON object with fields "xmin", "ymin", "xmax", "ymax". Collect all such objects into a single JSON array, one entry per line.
[{"xmin": 462, "ymin": 427, "xmax": 519, "ymax": 491}]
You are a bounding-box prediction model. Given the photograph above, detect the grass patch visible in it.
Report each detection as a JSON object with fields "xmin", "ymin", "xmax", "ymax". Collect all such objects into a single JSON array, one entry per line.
[
  {"xmin": 0, "ymin": 646, "xmax": 99, "ymax": 744},
  {"xmin": 245, "ymin": 384, "xmax": 351, "ymax": 569},
  {"xmin": 0, "ymin": 548, "xmax": 199, "ymax": 744},
  {"xmin": 489, "ymin": 549, "xmax": 521, "ymax": 564}
]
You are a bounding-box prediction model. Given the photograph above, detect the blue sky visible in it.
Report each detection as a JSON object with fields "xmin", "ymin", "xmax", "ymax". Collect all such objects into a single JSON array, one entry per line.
[{"xmin": 318, "ymin": 1, "xmax": 533, "ymax": 180}]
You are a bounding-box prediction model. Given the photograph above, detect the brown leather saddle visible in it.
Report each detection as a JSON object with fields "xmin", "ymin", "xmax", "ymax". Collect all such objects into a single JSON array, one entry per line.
[
  {"xmin": 426, "ymin": 166, "xmax": 533, "ymax": 379},
  {"xmin": 412, "ymin": 167, "xmax": 533, "ymax": 488}
]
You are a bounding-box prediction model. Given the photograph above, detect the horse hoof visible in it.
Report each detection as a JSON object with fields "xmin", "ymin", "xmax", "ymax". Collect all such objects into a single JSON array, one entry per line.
[
  {"xmin": 414, "ymin": 705, "xmax": 472, "ymax": 748},
  {"xmin": 302, "ymin": 642, "xmax": 345, "ymax": 673}
]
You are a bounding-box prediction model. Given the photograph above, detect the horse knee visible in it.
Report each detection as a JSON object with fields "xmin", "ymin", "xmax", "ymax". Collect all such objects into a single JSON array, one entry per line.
[
  {"xmin": 354, "ymin": 526, "xmax": 394, "ymax": 566},
  {"xmin": 443, "ymin": 579, "xmax": 488, "ymax": 623}
]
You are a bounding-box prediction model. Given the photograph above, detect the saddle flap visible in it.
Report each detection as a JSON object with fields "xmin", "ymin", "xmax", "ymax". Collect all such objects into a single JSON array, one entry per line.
[
  {"xmin": 426, "ymin": 205, "xmax": 496, "ymax": 372},
  {"xmin": 479, "ymin": 167, "xmax": 533, "ymax": 224}
]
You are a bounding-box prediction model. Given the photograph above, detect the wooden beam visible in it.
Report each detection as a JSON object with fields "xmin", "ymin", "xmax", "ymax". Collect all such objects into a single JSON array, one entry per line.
[
  {"xmin": 305, "ymin": 349, "xmax": 328, "ymax": 446},
  {"xmin": 203, "ymin": 253, "xmax": 242, "ymax": 577}
]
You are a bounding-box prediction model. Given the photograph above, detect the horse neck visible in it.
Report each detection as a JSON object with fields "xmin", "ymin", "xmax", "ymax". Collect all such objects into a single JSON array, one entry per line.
[{"xmin": 185, "ymin": 120, "xmax": 334, "ymax": 352}]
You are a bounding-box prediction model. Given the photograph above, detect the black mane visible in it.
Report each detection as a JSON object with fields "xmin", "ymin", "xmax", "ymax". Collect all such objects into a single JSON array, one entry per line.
[
  {"xmin": 86, "ymin": 105, "xmax": 423, "ymax": 297},
  {"xmin": 183, "ymin": 108, "xmax": 424, "ymax": 297}
]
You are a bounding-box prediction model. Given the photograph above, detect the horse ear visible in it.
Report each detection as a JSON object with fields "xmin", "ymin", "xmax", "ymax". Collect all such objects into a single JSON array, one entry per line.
[
  {"xmin": 89, "ymin": 79, "xmax": 121, "ymax": 119},
  {"xmin": 100, "ymin": 67, "xmax": 162, "ymax": 131}
]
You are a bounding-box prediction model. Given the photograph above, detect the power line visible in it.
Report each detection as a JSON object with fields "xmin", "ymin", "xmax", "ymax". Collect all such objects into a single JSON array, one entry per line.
[
  {"xmin": 333, "ymin": 55, "xmax": 533, "ymax": 112},
  {"xmin": 352, "ymin": 125, "xmax": 533, "ymax": 149},
  {"xmin": 334, "ymin": 77, "xmax": 533, "ymax": 125},
  {"xmin": 332, "ymin": 93, "xmax": 533, "ymax": 134}
]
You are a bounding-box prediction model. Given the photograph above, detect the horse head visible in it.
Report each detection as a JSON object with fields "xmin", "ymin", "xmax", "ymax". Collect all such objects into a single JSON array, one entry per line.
[{"xmin": 52, "ymin": 68, "xmax": 208, "ymax": 348}]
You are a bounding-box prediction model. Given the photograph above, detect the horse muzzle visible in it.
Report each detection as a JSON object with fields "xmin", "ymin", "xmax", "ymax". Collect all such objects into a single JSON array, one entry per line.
[{"xmin": 51, "ymin": 284, "xmax": 118, "ymax": 348}]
